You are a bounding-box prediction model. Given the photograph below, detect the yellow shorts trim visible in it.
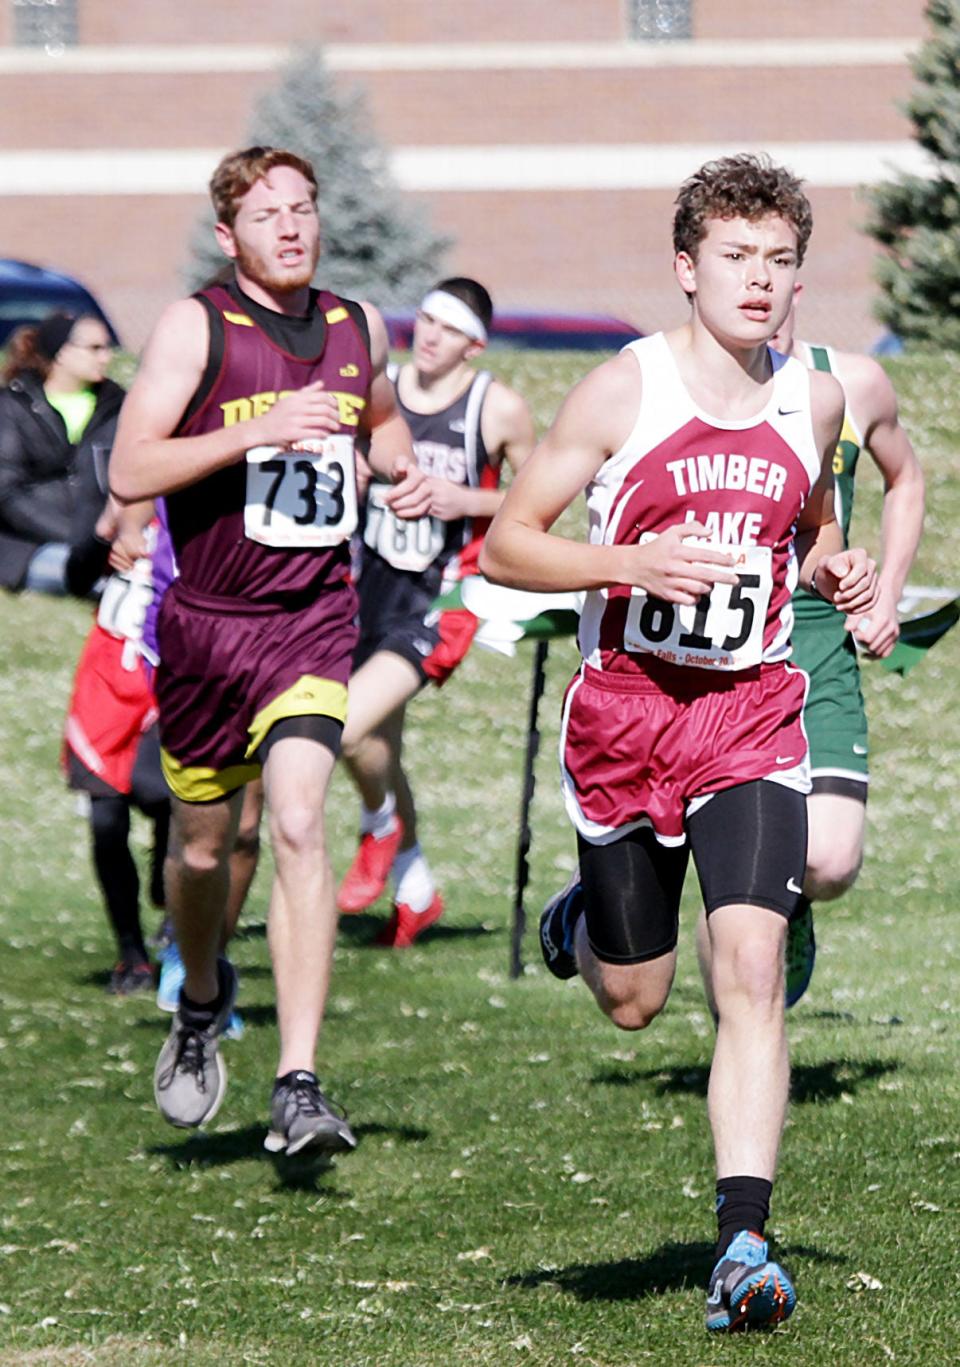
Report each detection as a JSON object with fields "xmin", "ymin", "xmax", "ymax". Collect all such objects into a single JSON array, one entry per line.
[
  {"xmin": 160, "ymin": 750, "xmax": 260, "ymax": 804},
  {"xmin": 246, "ymin": 674, "xmax": 348, "ymax": 759}
]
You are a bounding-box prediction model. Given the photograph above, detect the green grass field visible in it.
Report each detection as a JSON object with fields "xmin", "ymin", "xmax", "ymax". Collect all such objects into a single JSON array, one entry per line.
[{"xmin": 0, "ymin": 352, "xmax": 958, "ymax": 1366}]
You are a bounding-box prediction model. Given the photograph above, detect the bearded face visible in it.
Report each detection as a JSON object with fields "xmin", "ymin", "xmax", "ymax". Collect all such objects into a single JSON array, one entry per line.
[
  {"xmin": 218, "ymin": 167, "xmax": 322, "ymax": 298},
  {"xmin": 232, "ymin": 231, "xmax": 319, "ymax": 294}
]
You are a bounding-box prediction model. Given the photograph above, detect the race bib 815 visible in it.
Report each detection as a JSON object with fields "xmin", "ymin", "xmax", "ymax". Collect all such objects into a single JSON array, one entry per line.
[
  {"xmin": 624, "ymin": 543, "xmax": 773, "ymax": 671},
  {"xmin": 244, "ymin": 435, "xmax": 357, "ymax": 548}
]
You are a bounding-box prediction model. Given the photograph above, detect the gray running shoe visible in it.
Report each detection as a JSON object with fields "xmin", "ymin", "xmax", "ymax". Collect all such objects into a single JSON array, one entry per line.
[
  {"xmin": 264, "ymin": 1071, "xmax": 357, "ymax": 1156},
  {"xmin": 153, "ymin": 958, "xmax": 237, "ymax": 1129}
]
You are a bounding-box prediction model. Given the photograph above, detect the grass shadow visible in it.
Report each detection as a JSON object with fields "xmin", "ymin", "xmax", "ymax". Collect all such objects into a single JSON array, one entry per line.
[
  {"xmin": 268, "ymin": 1151, "xmax": 353, "ymax": 1194},
  {"xmin": 148, "ymin": 1124, "xmax": 354, "ymax": 1195},
  {"xmin": 790, "ymin": 1058, "xmax": 900, "ymax": 1103},
  {"xmin": 508, "ymin": 1240, "xmax": 716, "ymax": 1301},
  {"xmin": 508, "ymin": 1238, "xmax": 846, "ymax": 1304},
  {"xmin": 353, "ymin": 1120, "xmax": 429, "ymax": 1144},
  {"xmin": 148, "ymin": 1123, "xmax": 268, "ymax": 1169},
  {"xmin": 589, "ymin": 1064, "xmax": 709, "ymax": 1094},
  {"xmin": 590, "ymin": 1058, "xmax": 901, "ymax": 1104},
  {"xmin": 335, "ymin": 915, "xmax": 497, "ymax": 948}
]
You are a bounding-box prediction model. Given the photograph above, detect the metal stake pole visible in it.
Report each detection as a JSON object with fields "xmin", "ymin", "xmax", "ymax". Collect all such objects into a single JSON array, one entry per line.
[{"xmin": 510, "ymin": 639, "xmax": 549, "ymax": 978}]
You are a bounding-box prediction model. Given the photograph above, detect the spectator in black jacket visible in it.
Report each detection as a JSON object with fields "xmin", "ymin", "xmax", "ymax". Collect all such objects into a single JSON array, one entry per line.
[{"xmin": 0, "ymin": 311, "xmax": 125, "ymax": 594}]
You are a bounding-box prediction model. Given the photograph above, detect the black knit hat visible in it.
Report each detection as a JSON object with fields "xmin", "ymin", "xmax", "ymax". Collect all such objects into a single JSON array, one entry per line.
[{"xmin": 35, "ymin": 312, "xmax": 78, "ymax": 362}]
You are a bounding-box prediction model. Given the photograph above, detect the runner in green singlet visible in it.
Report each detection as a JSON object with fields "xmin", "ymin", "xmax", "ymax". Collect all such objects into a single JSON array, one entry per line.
[{"xmin": 699, "ymin": 284, "xmax": 925, "ymax": 1006}]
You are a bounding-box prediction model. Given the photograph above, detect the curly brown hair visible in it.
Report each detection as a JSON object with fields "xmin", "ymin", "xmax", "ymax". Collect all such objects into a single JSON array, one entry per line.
[
  {"xmin": 209, "ymin": 146, "xmax": 318, "ymax": 227},
  {"xmin": 673, "ymin": 153, "xmax": 813, "ymax": 265}
]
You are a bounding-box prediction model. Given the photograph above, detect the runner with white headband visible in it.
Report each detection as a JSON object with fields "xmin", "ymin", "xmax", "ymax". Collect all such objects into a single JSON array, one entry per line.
[
  {"xmin": 418, "ymin": 289, "xmax": 489, "ymax": 345},
  {"xmin": 337, "ymin": 277, "xmax": 536, "ymax": 946}
]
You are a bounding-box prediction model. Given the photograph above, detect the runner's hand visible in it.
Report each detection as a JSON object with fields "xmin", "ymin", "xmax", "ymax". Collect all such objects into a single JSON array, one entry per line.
[
  {"xmin": 814, "ymin": 547, "xmax": 878, "ymax": 618},
  {"xmin": 847, "ymin": 583, "xmax": 899, "ymax": 658},
  {"xmin": 620, "ymin": 522, "xmax": 737, "ymax": 605},
  {"xmin": 255, "ymin": 381, "xmax": 342, "ymax": 448},
  {"xmin": 384, "ymin": 456, "xmax": 432, "ymax": 520},
  {"xmin": 423, "ymin": 476, "xmax": 468, "ymax": 521},
  {"xmin": 109, "ymin": 504, "xmax": 149, "ymax": 572}
]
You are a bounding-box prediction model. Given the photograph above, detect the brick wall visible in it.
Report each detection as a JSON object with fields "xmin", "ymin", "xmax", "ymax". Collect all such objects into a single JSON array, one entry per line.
[
  {"xmin": 80, "ymin": 0, "xmax": 626, "ymax": 46},
  {"xmin": 2, "ymin": 62, "xmax": 914, "ymax": 151},
  {"xmin": 695, "ymin": 0, "xmax": 927, "ymax": 39},
  {"xmin": 0, "ymin": 1, "xmax": 932, "ymax": 353}
]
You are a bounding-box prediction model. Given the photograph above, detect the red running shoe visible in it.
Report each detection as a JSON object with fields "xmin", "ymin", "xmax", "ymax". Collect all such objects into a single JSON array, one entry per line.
[
  {"xmin": 336, "ymin": 821, "xmax": 404, "ymax": 914},
  {"xmin": 376, "ymin": 891, "xmax": 445, "ymax": 948}
]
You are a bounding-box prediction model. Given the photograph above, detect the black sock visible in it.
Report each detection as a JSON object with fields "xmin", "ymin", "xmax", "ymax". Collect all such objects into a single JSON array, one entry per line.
[
  {"xmin": 180, "ymin": 960, "xmax": 228, "ymax": 1022},
  {"xmin": 715, "ymin": 1175, "xmax": 773, "ymax": 1259}
]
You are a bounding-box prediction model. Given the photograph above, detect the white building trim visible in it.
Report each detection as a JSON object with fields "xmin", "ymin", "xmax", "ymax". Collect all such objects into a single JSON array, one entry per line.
[
  {"xmin": 0, "ymin": 38, "xmax": 918, "ymax": 76},
  {"xmin": 3, "ymin": 142, "xmax": 935, "ymax": 197}
]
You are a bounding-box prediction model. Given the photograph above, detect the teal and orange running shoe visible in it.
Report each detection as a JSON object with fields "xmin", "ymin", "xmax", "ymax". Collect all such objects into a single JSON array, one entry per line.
[{"xmin": 705, "ymin": 1230, "xmax": 796, "ymax": 1332}]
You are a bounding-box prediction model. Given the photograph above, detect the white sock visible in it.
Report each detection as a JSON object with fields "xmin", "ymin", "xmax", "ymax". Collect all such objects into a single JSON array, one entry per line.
[
  {"xmin": 360, "ymin": 794, "xmax": 397, "ymax": 839},
  {"xmin": 393, "ymin": 843, "xmax": 435, "ymax": 913}
]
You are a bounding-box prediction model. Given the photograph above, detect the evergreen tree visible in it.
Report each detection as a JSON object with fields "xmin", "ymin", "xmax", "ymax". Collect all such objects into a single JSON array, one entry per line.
[
  {"xmin": 866, "ymin": 0, "xmax": 960, "ymax": 346},
  {"xmin": 186, "ymin": 48, "xmax": 449, "ymax": 306}
]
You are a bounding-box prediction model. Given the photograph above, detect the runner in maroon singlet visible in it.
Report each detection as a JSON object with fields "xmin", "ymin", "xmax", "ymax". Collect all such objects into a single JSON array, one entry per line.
[
  {"xmin": 110, "ymin": 146, "xmax": 429, "ymax": 1156},
  {"xmin": 481, "ymin": 154, "xmax": 879, "ymax": 1331}
]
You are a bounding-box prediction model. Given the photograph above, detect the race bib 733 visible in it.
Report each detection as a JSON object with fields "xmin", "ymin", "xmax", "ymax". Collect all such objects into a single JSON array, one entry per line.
[{"xmin": 244, "ymin": 435, "xmax": 357, "ymax": 548}]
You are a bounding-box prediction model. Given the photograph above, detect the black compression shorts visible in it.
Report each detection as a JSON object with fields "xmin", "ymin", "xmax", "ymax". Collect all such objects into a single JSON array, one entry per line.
[{"xmin": 579, "ymin": 779, "xmax": 808, "ymax": 965}]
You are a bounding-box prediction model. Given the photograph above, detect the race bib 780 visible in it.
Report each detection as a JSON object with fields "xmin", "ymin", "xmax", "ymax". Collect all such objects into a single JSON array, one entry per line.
[
  {"xmin": 624, "ymin": 542, "xmax": 773, "ymax": 671},
  {"xmin": 363, "ymin": 481, "xmax": 445, "ymax": 573},
  {"xmin": 244, "ymin": 435, "xmax": 357, "ymax": 548}
]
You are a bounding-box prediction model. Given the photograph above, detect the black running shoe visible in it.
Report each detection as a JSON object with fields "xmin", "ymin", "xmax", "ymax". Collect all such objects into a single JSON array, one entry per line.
[
  {"xmin": 107, "ymin": 960, "xmax": 154, "ymax": 996},
  {"xmin": 785, "ymin": 899, "xmax": 816, "ymax": 1008},
  {"xmin": 539, "ymin": 870, "xmax": 584, "ymax": 979},
  {"xmin": 264, "ymin": 1071, "xmax": 357, "ymax": 1156}
]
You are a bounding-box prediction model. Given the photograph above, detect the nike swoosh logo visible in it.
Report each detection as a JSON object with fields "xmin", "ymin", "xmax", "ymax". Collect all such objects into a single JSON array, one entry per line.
[
  {"xmin": 778, "ymin": 406, "xmax": 801, "ymax": 416},
  {"xmin": 786, "ymin": 877, "xmax": 803, "ymax": 895},
  {"xmin": 775, "ymin": 755, "xmax": 795, "ymax": 764},
  {"xmin": 852, "ymin": 743, "xmax": 867, "ymax": 755}
]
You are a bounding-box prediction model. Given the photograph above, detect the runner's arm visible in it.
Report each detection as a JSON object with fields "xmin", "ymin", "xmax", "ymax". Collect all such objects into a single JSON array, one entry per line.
[
  {"xmin": 426, "ymin": 381, "xmax": 537, "ymax": 520},
  {"xmin": 110, "ymin": 299, "xmax": 344, "ymax": 502},
  {"xmin": 480, "ymin": 354, "xmax": 736, "ymax": 602},
  {"xmin": 359, "ymin": 302, "xmax": 429, "ymax": 518},
  {"xmin": 796, "ymin": 370, "xmax": 877, "ymax": 616},
  {"xmin": 843, "ymin": 355, "xmax": 925, "ymax": 656}
]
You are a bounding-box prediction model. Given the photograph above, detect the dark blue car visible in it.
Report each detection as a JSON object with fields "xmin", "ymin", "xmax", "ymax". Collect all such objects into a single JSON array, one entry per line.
[{"xmin": 0, "ymin": 259, "xmax": 118, "ymax": 346}]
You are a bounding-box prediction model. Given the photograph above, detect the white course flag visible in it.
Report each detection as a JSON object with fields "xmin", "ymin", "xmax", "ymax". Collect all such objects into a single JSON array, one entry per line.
[{"xmin": 457, "ymin": 576, "xmax": 582, "ymax": 656}]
